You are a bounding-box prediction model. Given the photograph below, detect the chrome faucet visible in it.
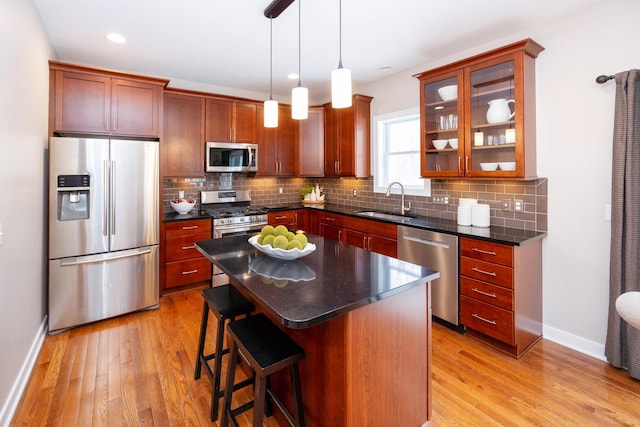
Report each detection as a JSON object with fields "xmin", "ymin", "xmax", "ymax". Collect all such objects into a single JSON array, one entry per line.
[{"xmin": 385, "ymin": 181, "xmax": 411, "ymax": 214}]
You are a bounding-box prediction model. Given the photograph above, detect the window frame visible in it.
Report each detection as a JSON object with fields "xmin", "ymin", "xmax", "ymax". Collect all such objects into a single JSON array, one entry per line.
[{"xmin": 372, "ymin": 107, "xmax": 431, "ymax": 197}]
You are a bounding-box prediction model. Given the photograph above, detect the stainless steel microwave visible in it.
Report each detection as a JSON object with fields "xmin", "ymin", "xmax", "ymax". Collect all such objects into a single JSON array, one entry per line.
[{"xmin": 205, "ymin": 142, "xmax": 258, "ymax": 173}]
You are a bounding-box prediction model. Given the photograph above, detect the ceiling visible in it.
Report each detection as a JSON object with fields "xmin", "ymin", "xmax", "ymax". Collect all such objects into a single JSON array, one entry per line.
[{"xmin": 33, "ymin": 0, "xmax": 605, "ymax": 104}]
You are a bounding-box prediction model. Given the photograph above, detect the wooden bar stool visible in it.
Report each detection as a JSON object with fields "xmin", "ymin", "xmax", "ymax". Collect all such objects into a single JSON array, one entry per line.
[
  {"xmin": 194, "ymin": 285, "xmax": 255, "ymax": 421},
  {"xmin": 221, "ymin": 312, "xmax": 306, "ymax": 427}
]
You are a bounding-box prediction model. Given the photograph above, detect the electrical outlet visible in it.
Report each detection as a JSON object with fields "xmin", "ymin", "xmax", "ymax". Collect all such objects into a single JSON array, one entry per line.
[
  {"xmin": 353, "ymin": 189, "xmax": 357, "ymax": 196},
  {"xmin": 443, "ymin": 196, "xmax": 449, "ymax": 204},
  {"xmin": 502, "ymin": 199, "xmax": 513, "ymax": 211},
  {"xmin": 513, "ymin": 199, "xmax": 524, "ymax": 212},
  {"xmin": 278, "ymin": 187, "xmax": 283, "ymax": 194}
]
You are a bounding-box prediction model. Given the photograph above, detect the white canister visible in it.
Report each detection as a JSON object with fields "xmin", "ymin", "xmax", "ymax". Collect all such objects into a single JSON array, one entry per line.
[
  {"xmin": 471, "ymin": 204, "xmax": 490, "ymax": 227},
  {"xmin": 459, "ymin": 198, "xmax": 478, "ymax": 207},
  {"xmin": 457, "ymin": 206, "xmax": 472, "ymax": 226}
]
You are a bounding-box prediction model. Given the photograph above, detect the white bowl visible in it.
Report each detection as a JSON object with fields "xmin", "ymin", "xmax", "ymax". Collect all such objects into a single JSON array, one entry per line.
[
  {"xmin": 437, "ymin": 85, "xmax": 457, "ymax": 101},
  {"xmin": 248, "ymin": 235, "xmax": 316, "ymax": 260},
  {"xmin": 499, "ymin": 162, "xmax": 516, "ymax": 171},
  {"xmin": 479, "ymin": 162, "xmax": 499, "ymax": 171},
  {"xmin": 170, "ymin": 199, "xmax": 195, "ymax": 214},
  {"xmin": 432, "ymin": 139, "xmax": 448, "ymax": 150},
  {"xmin": 448, "ymin": 138, "xmax": 458, "ymax": 149}
]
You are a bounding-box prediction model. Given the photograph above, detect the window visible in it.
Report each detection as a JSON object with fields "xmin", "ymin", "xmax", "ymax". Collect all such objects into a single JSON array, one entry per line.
[{"xmin": 373, "ymin": 108, "xmax": 430, "ymax": 196}]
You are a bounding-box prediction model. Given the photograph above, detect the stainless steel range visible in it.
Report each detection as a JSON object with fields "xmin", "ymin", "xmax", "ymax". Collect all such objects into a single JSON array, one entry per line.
[{"xmin": 201, "ymin": 189, "xmax": 268, "ymax": 285}]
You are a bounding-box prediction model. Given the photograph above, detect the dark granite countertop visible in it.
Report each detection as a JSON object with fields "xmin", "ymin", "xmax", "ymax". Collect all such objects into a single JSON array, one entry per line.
[
  {"xmin": 262, "ymin": 203, "xmax": 545, "ymax": 246},
  {"xmin": 163, "ymin": 210, "xmax": 210, "ymax": 222},
  {"xmin": 195, "ymin": 234, "xmax": 439, "ymax": 329},
  {"xmin": 165, "ymin": 202, "xmax": 546, "ymax": 245}
]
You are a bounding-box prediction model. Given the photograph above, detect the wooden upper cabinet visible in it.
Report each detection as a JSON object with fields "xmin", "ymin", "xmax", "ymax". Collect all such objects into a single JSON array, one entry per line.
[
  {"xmin": 163, "ymin": 91, "xmax": 205, "ymax": 177},
  {"xmin": 256, "ymin": 104, "xmax": 297, "ymax": 176},
  {"xmin": 49, "ymin": 62, "xmax": 167, "ymax": 137},
  {"xmin": 414, "ymin": 39, "xmax": 544, "ymax": 179},
  {"xmin": 324, "ymin": 94, "xmax": 373, "ymax": 178},
  {"xmin": 298, "ymin": 106, "xmax": 325, "ymax": 177},
  {"xmin": 204, "ymin": 98, "xmax": 257, "ymax": 142}
]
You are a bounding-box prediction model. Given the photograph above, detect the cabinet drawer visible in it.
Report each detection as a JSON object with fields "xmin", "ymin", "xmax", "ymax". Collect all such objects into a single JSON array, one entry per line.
[
  {"xmin": 460, "ymin": 256, "xmax": 513, "ymax": 289},
  {"xmin": 268, "ymin": 211, "xmax": 295, "ymax": 226},
  {"xmin": 461, "ymin": 295, "xmax": 514, "ymax": 344},
  {"xmin": 460, "ymin": 237, "xmax": 513, "ymax": 267},
  {"xmin": 319, "ymin": 212, "xmax": 344, "ymax": 227},
  {"xmin": 343, "ymin": 216, "xmax": 397, "ymax": 239},
  {"xmin": 460, "ymin": 276, "xmax": 513, "ymax": 311},
  {"xmin": 166, "ymin": 219, "xmax": 211, "ymax": 237},
  {"xmin": 166, "ymin": 232, "xmax": 211, "ymax": 262},
  {"xmin": 166, "ymin": 258, "xmax": 211, "ymax": 288}
]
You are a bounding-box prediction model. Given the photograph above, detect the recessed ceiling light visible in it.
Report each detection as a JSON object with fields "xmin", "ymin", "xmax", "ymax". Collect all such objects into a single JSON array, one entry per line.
[
  {"xmin": 287, "ymin": 73, "xmax": 299, "ymax": 80},
  {"xmin": 379, "ymin": 66, "xmax": 392, "ymax": 72},
  {"xmin": 106, "ymin": 33, "xmax": 126, "ymax": 44}
]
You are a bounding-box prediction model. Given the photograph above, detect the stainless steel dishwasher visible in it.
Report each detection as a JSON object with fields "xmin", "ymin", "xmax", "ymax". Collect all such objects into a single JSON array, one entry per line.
[{"xmin": 397, "ymin": 226, "xmax": 459, "ymax": 327}]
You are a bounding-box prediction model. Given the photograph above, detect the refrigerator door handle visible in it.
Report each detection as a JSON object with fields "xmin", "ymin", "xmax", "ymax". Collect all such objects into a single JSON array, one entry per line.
[
  {"xmin": 103, "ymin": 160, "xmax": 109, "ymax": 236},
  {"xmin": 59, "ymin": 247, "xmax": 153, "ymax": 267},
  {"xmin": 111, "ymin": 160, "xmax": 116, "ymax": 235}
]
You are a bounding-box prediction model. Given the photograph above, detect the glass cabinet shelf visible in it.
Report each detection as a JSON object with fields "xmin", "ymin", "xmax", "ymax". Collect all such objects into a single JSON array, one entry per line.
[{"xmin": 415, "ymin": 39, "xmax": 544, "ymax": 179}]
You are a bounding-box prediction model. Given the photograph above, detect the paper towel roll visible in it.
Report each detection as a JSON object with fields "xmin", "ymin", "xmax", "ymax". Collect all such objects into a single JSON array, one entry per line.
[
  {"xmin": 471, "ymin": 204, "xmax": 490, "ymax": 227},
  {"xmin": 457, "ymin": 206, "xmax": 472, "ymax": 226}
]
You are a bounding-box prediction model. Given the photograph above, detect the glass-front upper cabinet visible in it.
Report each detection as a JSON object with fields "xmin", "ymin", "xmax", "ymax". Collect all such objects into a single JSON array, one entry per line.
[
  {"xmin": 415, "ymin": 39, "xmax": 544, "ymax": 179},
  {"xmin": 420, "ymin": 71, "xmax": 463, "ymax": 176}
]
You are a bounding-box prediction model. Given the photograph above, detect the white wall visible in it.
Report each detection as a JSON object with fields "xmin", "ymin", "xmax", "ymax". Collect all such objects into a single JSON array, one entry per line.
[
  {"xmin": 0, "ymin": 0, "xmax": 55, "ymax": 425},
  {"xmin": 361, "ymin": 0, "xmax": 639, "ymax": 358}
]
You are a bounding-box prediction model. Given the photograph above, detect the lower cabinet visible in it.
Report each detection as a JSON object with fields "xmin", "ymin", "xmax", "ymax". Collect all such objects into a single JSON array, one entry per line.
[
  {"xmin": 164, "ymin": 219, "xmax": 212, "ymax": 290},
  {"xmin": 342, "ymin": 216, "xmax": 397, "ymax": 258},
  {"xmin": 318, "ymin": 212, "xmax": 344, "ymax": 242},
  {"xmin": 268, "ymin": 209, "xmax": 309, "ymax": 232},
  {"xmin": 459, "ymin": 237, "xmax": 542, "ymax": 358}
]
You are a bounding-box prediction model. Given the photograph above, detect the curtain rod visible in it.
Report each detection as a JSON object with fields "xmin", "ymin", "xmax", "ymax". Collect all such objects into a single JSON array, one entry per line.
[{"xmin": 596, "ymin": 75, "xmax": 614, "ymax": 84}]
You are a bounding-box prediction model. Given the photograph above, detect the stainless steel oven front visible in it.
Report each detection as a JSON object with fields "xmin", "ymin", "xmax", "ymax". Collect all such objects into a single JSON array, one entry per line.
[{"xmin": 211, "ymin": 219, "xmax": 267, "ymax": 286}]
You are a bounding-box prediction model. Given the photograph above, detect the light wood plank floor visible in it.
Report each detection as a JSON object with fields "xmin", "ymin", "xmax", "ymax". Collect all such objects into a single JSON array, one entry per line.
[{"xmin": 10, "ymin": 287, "xmax": 640, "ymax": 426}]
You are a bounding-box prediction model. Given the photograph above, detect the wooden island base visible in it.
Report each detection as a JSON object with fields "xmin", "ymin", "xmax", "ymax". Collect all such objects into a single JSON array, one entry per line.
[{"xmin": 244, "ymin": 283, "xmax": 431, "ymax": 427}]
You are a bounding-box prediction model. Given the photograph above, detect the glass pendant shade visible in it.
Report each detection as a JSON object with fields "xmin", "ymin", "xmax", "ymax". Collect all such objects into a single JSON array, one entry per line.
[
  {"xmin": 331, "ymin": 66, "xmax": 352, "ymax": 108},
  {"xmin": 292, "ymin": 85, "xmax": 308, "ymax": 120},
  {"xmin": 264, "ymin": 99, "xmax": 278, "ymax": 128}
]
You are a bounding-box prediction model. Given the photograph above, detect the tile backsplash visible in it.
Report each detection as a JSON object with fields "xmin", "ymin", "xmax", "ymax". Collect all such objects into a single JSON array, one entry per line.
[{"xmin": 163, "ymin": 174, "xmax": 547, "ymax": 232}]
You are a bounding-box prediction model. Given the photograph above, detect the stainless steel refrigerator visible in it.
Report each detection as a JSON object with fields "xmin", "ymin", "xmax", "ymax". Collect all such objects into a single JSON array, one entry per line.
[{"xmin": 48, "ymin": 137, "xmax": 159, "ymax": 332}]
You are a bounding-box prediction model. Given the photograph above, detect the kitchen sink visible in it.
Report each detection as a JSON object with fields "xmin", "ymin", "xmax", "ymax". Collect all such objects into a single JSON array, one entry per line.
[{"xmin": 354, "ymin": 210, "xmax": 416, "ymax": 223}]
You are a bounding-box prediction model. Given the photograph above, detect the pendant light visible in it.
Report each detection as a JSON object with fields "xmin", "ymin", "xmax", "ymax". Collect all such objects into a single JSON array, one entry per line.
[
  {"xmin": 264, "ymin": 17, "xmax": 278, "ymax": 128},
  {"xmin": 331, "ymin": 0, "xmax": 352, "ymax": 108},
  {"xmin": 291, "ymin": 0, "xmax": 308, "ymax": 120}
]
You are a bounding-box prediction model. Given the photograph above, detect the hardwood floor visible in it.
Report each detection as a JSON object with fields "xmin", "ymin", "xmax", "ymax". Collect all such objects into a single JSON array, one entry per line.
[{"xmin": 10, "ymin": 287, "xmax": 640, "ymax": 426}]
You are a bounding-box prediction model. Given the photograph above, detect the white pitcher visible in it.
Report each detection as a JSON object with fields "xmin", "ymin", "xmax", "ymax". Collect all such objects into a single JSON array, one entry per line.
[{"xmin": 486, "ymin": 98, "xmax": 515, "ymax": 123}]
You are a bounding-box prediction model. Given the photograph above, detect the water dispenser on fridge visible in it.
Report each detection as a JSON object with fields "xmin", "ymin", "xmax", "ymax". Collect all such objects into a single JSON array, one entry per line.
[{"xmin": 56, "ymin": 174, "xmax": 90, "ymax": 221}]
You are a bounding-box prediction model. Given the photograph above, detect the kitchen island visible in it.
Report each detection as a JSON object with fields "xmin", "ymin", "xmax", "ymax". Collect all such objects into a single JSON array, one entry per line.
[{"xmin": 196, "ymin": 234, "xmax": 439, "ymax": 426}]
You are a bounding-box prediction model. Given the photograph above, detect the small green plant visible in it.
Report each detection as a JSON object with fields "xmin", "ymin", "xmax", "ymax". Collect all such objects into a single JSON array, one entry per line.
[{"xmin": 299, "ymin": 186, "xmax": 313, "ymax": 197}]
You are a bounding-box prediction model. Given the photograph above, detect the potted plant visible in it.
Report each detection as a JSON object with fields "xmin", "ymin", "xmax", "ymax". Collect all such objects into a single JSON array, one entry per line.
[{"xmin": 299, "ymin": 186, "xmax": 314, "ymax": 200}]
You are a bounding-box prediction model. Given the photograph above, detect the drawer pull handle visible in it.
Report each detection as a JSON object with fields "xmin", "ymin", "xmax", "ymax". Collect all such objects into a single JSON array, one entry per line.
[
  {"xmin": 324, "ymin": 217, "xmax": 335, "ymax": 221},
  {"xmin": 472, "ymin": 247, "xmax": 497, "ymax": 256},
  {"xmin": 274, "ymin": 215, "xmax": 286, "ymax": 220},
  {"xmin": 472, "ymin": 288, "xmax": 497, "ymax": 298},
  {"xmin": 472, "ymin": 267, "xmax": 497, "ymax": 277},
  {"xmin": 182, "ymin": 245, "xmax": 195, "ymax": 250},
  {"xmin": 182, "ymin": 269, "xmax": 198, "ymax": 275},
  {"xmin": 181, "ymin": 226, "xmax": 198, "ymax": 230},
  {"xmin": 472, "ymin": 313, "xmax": 497, "ymax": 325}
]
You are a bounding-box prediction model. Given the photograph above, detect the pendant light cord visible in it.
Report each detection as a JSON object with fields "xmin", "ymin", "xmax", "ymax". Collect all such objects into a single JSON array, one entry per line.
[
  {"xmin": 269, "ymin": 17, "xmax": 273, "ymax": 100},
  {"xmin": 338, "ymin": 0, "xmax": 343, "ymax": 68},
  {"xmin": 297, "ymin": 0, "xmax": 302, "ymax": 87}
]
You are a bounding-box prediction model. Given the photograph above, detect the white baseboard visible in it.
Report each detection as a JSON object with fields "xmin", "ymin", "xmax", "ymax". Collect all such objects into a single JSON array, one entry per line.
[
  {"xmin": 0, "ymin": 316, "xmax": 47, "ymax": 427},
  {"xmin": 543, "ymin": 323, "xmax": 606, "ymax": 362}
]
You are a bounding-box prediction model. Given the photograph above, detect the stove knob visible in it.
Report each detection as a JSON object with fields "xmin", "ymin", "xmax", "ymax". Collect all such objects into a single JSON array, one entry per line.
[{"xmin": 250, "ymin": 215, "xmax": 256, "ymax": 222}]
